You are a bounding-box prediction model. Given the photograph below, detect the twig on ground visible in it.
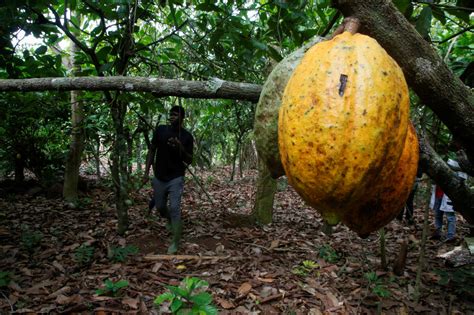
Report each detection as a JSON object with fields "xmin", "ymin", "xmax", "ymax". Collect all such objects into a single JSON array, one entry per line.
[{"xmin": 144, "ymin": 254, "xmax": 244, "ymax": 261}]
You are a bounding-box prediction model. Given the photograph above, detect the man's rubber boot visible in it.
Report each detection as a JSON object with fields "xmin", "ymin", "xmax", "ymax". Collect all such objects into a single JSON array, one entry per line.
[{"xmin": 167, "ymin": 220, "xmax": 183, "ymax": 254}]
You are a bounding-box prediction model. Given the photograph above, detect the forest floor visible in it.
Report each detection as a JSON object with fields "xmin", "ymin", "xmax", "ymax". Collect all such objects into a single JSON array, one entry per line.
[{"xmin": 0, "ymin": 167, "xmax": 473, "ymax": 314}]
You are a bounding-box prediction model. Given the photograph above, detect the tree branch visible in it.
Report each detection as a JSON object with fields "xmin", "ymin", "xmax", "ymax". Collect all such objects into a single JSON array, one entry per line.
[
  {"xmin": 435, "ymin": 25, "xmax": 474, "ymax": 44},
  {"xmin": 418, "ymin": 129, "xmax": 474, "ymax": 224},
  {"xmin": 332, "ymin": 0, "xmax": 474, "ymax": 172},
  {"xmin": 133, "ymin": 20, "xmax": 189, "ymax": 54},
  {"xmin": 0, "ymin": 77, "xmax": 262, "ymax": 102}
]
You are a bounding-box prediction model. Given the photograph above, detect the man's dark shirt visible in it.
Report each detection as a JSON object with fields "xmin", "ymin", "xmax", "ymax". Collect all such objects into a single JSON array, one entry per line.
[{"xmin": 152, "ymin": 125, "xmax": 193, "ymax": 181}]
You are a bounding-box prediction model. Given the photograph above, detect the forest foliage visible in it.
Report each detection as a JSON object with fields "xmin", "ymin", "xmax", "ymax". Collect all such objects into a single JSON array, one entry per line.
[{"xmin": 0, "ymin": 0, "xmax": 472, "ymax": 188}]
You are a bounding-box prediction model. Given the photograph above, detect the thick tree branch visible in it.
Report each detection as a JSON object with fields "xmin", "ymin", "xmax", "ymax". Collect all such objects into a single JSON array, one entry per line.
[
  {"xmin": 332, "ymin": 0, "xmax": 474, "ymax": 166},
  {"xmin": 0, "ymin": 77, "xmax": 262, "ymax": 102},
  {"xmin": 418, "ymin": 130, "xmax": 474, "ymax": 224},
  {"xmin": 331, "ymin": 0, "xmax": 474, "ymax": 224}
]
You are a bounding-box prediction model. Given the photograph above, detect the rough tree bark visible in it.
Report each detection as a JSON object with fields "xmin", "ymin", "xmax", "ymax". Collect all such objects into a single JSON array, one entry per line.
[
  {"xmin": 0, "ymin": 77, "xmax": 262, "ymax": 103},
  {"xmin": 419, "ymin": 131, "xmax": 474, "ymax": 225},
  {"xmin": 332, "ymin": 0, "xmax": 474, "ymax": 224},
  {"xmin": 332, "ymin": 0, "xmax": 474, "ymax": 162},
  {"xmin": 251, "ymin": 157, "xmax": 277, "ymax": 225},
  {"xmin": 63, "ymin": 35, "xmax": 85, "ymax": 203}
]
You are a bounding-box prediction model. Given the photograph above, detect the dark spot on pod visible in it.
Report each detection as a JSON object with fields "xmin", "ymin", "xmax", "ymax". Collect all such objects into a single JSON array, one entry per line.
[
  {"xmin": 339, "ymin": 74, "xmax": 348, "ymax": 97},
  {"xmin": 308, "ymin": 142, "xmax": 314, "ymax": 147},
  {"xmin": 382, "ymin": 71, "xmax": 388, "ymax": 76},
  {"xmin": 304, "ymin": 106, "xmax": 315, "ymax": 116}
]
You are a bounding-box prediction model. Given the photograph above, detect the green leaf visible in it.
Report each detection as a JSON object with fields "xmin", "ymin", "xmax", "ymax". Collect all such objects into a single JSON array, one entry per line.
[
  {"xmin": 168, "ymin": 285, "xmax": 189, "ymax": 298},
  {"xmin": 198, "ymin": 304, "xmax": 218, "ymax": 315},
  {"xmin": 275, "ymin": 0, "xmax": 289, "ymax": 9},
  {"xmin": 35, "ymin": 46, "xmax": 48, "ymax": 55},
  {"xmin": 104, "ymin": 279, "xmax": 114, "ymax": 288},
  {"xmin": 91, "ymin": 25, "xmax": 103, "ymax": 37},
  {"xmin": 432, "ymin": 6, "xmax": 446, "ymax": 25},
  {"xmin": 154, "ymin": 292, "xmax": 174, "ymax": 305},
  {"xmin": 267, "ymin": 46, "xmax": 282, "ymax": 62},
  {"xmin": 189, "ymin": 277, "xmax": 208, "ymax": 290},
  {"xmin": 415, "ymin": 6, "xmax": 432, "ymax": 39},
  {"xmin": 457, "ymin": 0, "xmax": 474, "ymax": 9},
  {"xmin": 96, "ymin": 288, "xmax": 108, "ymax": 296},
  {"xmin": 114, "ymin": 280, "xmax": 129, "ymax": 289},
  {"xmin": 96, "ymin": 46, "xmax": 112, "ymax": 63},
  {"xmin": 316, "ymin": 0, "xmax": 330, "ymax": 8},
  {"xmin": 99, "ymin": 62, "xmax": 114, "ymax": 73},
  {"xmin": 250, "ymin": 39, "xmax": 267, "ymax": 51},
  {"xmin": 70, "ymin": 15, "xmax": 80, "ymax": 28},
  {"xmin": 190, "ymin": 292, "xmax": 212, "ymax": 306},
  {"xmin": 170, "ymin": 298, "xmax": 184, "ymax": 313},
  {"xmin": 392, "ymin": 0, "xmax": 411, "ymax": 15},
  {"xmin": 444, "ymin": 7, "xmax": 471, "ymax": 24},
  {"xmin": 69, "ymin": 0, "xmax": 77, "ymax": 10},
  {"xmin": 196, "ymin": 3, "xmax": 221, "ymax": 12}
]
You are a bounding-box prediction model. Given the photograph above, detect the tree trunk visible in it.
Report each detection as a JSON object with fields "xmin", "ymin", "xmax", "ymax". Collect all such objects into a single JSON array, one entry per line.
[
  {"xmin": 63, "ymin": 37, "xmax": 85, "ymax": 203},
  {"xmin": 125, "ymin": 127, "xmax": 133, "ymax": 175},
  {"xmin": 136, "ymin": 137, "xmax": 143, "ymax": 174},
  {"xmin": 14, "ymin": 153, "xmax": 25, "ymax": 183},
  {"xmin": 419, "ymin": 131, "xmax": 474, "ymax": 224},
  {"xmin": 332, "ymin": 0, "xmax": 474, "ymax": 224},
  {"xmin": 230, "ymin": 141, "xmax": 238, "ymax": 181},
  {"xmin": 110, "ymin": 99, "xmax": 129, "ymax": 235},
  {"xmin": 94, "ymin": 134, "xmax": 101, "ymax": 179},
  {"xmin": 250, "ymin": 157, "xmax": 277, "ymax": 224}
]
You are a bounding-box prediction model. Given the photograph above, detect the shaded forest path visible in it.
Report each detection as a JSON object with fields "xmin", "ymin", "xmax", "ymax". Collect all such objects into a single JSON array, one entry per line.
[{"xmin": 0, "ymin": 167, "xmax": 472, "ymax": 314}]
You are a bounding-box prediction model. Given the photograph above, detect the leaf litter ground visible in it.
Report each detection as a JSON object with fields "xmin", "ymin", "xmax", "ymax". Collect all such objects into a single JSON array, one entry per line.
[{"xmin": 0, "ymin": 167, "xmax": 473, "ymax": 314}]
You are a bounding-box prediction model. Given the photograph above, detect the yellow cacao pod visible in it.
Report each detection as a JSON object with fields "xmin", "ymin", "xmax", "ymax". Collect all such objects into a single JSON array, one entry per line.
[
  {"xmin": 342, "ymin": 123, "xmax": 419, "ymax": 237},
  {"xmin": 279, "ymin": 31, "xmax": 409, "ymax": 225}
]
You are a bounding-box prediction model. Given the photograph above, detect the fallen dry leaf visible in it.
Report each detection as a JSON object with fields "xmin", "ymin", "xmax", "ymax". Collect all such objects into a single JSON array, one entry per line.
[
  {"xmin": 216, "ymin": 297, "xmax": 235, "ymax": 309},
  {"xmin": 237, "ymin": 282, "xmax": 252, "ymax": 296},
  {"xmin": 122, "ymin": 297, "xmax": 139, "ymax": 309},
  {"xmin": 48, "ymin": 286, "xmax": 71, "ymax": 298}
]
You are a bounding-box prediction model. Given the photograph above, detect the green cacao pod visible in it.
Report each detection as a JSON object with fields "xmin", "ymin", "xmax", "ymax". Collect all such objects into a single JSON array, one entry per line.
[{"xmin": 254, "ymin": 37, "xmax": 322, "ymax": 179}]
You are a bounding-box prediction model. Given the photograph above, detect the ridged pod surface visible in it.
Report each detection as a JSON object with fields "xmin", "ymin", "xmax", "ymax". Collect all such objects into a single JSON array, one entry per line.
[
  {"xmin": 342, "ymin": 123, "xmax": 419, "ymax": 237},
  {"xmin": 279, "ymin": 31, "xmax": 409, "ymax": 225},
  {"xmin": 254, "ymin": 37, "xmax": 322, "ymax": 179}
]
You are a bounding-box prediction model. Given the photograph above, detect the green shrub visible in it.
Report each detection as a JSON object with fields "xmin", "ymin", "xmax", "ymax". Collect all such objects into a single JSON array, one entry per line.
[
  {"xmin": 318, "ymin": 244, "xmax": 340, "ymax": 263},
  {"xmin": 154, "ymin": 277, "xmax": 217, "ymax": 314},
  {"xmin": 365, "ymin": 272, "xmax": 391, "ymax": 298},
  {"xmin": 96, "ymin": 279, "xmax": 129, "ymax": 297},
  {"xmin": 109, "ymin": 245, "xmax": 139, "ymax": 263},
  {"xmin": 0, "ymin": 271, "xmax": 12, "ymax": 288},
  {"xmin": 20, "ymin": 226, "xmax": 43, "ymax": 254},
  {"xmin": 435, "ymin": 266, "xmax": 474, "ymax": 296},
  {"xmin": 292, "ymin": 260, "xmax": 320, "ymax": 277},
  {"xmin": 74, "ymin": 244, "xmax": 95, "ymax": 266}
]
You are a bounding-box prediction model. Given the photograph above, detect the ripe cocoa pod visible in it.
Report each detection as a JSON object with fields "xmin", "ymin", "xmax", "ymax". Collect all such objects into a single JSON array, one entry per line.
[
  {"xmin": 279, "ymin": 31, "xmax": 409, "ymax": 225},
  {"xmin": 254, "ymin": 37, "xmax": 322, "ymax": 179},
  {"xmin": 342, "ymin": 123, "xmax": 419, "ymax": 237}
]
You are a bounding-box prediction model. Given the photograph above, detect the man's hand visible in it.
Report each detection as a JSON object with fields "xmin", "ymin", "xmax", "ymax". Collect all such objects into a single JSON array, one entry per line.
[{"xmin": 167, "ymin": 137, "xmax": 183, "ymax": 150}]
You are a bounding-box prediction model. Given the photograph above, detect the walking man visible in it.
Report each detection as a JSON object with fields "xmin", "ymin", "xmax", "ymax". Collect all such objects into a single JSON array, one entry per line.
[{"xmin": 143, "ymin": 106, "xmax": 194, "ymax": 254}]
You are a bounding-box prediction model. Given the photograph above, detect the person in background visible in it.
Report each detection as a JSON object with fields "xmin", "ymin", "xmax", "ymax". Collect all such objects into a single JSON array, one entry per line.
[
  {"xmin": 143, "ymin": 106, "xmax": 194, "ymax": 254},
  {"xmin": 430, "ymin": 159, "xmax": 468, "ymax": 243}
]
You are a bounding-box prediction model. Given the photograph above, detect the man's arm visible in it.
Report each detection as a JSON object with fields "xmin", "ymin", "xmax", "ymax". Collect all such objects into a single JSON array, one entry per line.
[{"xmin": 168, "ymin": 136, "xmax": 193, "ymax": 165}]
